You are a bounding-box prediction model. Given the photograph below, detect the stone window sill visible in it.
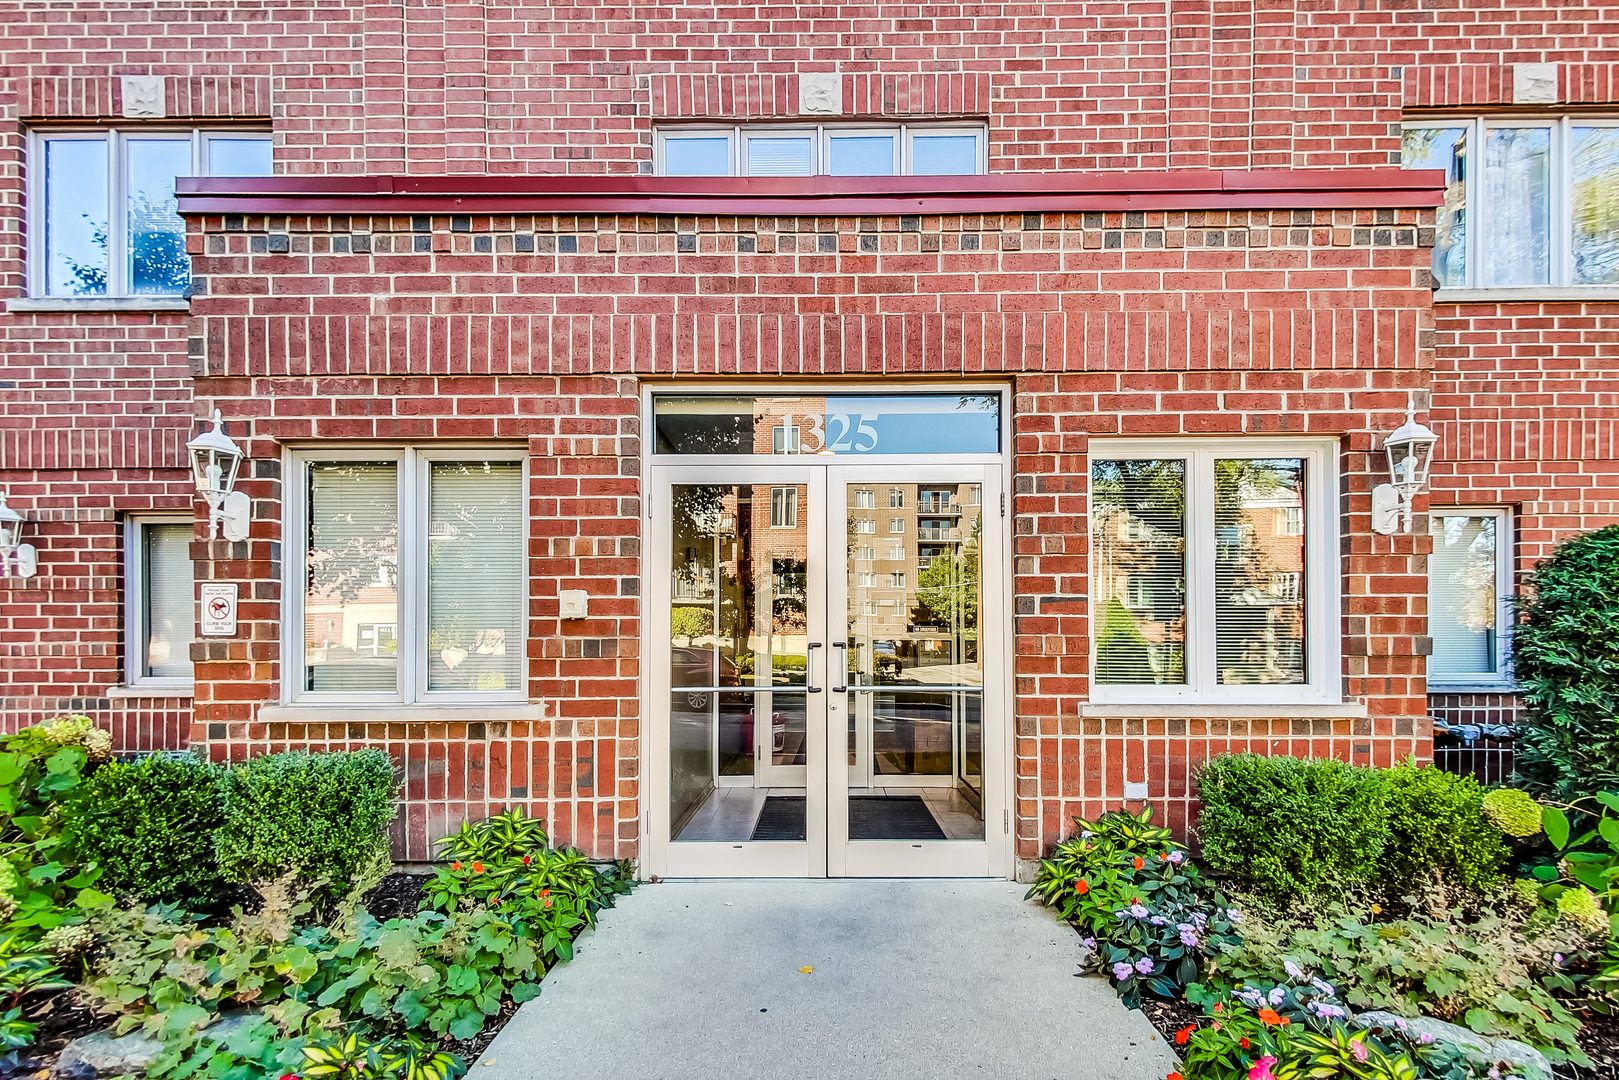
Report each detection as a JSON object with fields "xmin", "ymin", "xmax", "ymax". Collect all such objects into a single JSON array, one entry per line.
[
  {"xmin": 6, "ymin": 296, "xmax": 191, "ymax": 314},
  {"xmin": 256, "ymin": 704, "xmax": 547, "ymax": 724},
  {"xmin": 1434, "ymin": 287, "xmax": 1619, "ymax": 304},
  {"xmin": 1428, "ymin": 683, "xmax": 1518, "ymax": 696},
  {"xmin": 1078, "ymin": 703, "xmax": 1369, "ymax": 719},
  {"xmin": 106, "ymin": 683, "xmax": 195, "ymax": 699}
]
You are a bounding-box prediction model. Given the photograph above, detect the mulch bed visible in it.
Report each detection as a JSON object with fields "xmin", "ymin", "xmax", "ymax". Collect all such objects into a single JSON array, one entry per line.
[
  {"xmin": 1556, "ymin": 1009, "xmax": 1619, "ymax": 1080},
  {"xmin": 360, "ymin": 872, "xmax": 430, "ymax": 922}
]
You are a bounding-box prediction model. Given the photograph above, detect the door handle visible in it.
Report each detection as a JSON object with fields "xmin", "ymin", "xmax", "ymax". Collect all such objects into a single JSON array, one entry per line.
[
  {"xmin": 806, "ymin": 642, "xmax": 823, "ymax": 693},
  {"xmin": 832, "ymin": 641, "xmax": 847, "ymax": 693}
]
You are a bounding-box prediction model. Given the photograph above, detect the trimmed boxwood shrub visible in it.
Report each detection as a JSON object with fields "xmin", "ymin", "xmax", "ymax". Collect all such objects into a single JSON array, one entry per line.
[
  {"xmin": 1379, "ymin": 760, "xmax": 1508, "ymax": 896},
  {"xmin": 1195, "ymin": 753, "xmax": 1390, "ymax": 905},
  {"xmin": 1511, "ymin": 524, "xmax": 1619, "ymax": 801},
  {"xmin": 65, "ymin": 753, "xmax": 225, "ymax": 904},
  {"xmin": 215, "ymin": 749, "xmax": 397, "ymax": 903}
]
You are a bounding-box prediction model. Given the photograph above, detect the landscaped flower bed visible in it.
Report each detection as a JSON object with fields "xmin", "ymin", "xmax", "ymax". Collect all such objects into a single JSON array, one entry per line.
[
  {"xmin": 0, "ymin": 716, "xmax": 633, "ymax": 1080},
  {"xmin": 1026, "ymin": 523, "xmax": 1619, "ymax": 1080}
]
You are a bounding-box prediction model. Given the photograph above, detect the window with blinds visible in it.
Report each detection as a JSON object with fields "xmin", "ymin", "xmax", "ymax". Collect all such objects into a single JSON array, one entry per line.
[
  {"xmin": 128, "ymin": 520, "xmax": 195, "ymax": 684},
  {"xmin": 1091, "ymin": 459, "xmax": 1187, "ymax": 685},
  {"xmin": 1429, "ymin": 512, "xmax": 1508, "ymax": 682},
  {"xmin": 1090, "ymin": 441, "xmax": 1334, "ymax": 701},
  {"xmin": 293, "ymin": 451, "xmax": 526, "ymax": 703}
]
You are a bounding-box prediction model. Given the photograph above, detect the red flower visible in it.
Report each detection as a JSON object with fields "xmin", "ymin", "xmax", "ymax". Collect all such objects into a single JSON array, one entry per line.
[
  {"xmin": 1213, "ymin": 1003, "xmax": 1223, "ymax": 1013},
  {"xmin": 544, "ymin": 899, "xmax": 552, "ymax": 909},
  {"xmin": 280, "ymin": 1074, "xmax": 300, "ymax": 1080},
  {"xmin": 1240, "ymin": 1038, "xmax": 1250, "ymax": 1050},
  {"xmin": 1133, "ymin": 856, "xmax": 1145, "ymax": 870},
  {"xmin": 472, "ymin": 862, "xmax": 484, "ymax": 874},
  {"xmin": 452, "ymin": 862, "xmax": 462, "ymax": 871},
  {"xmin": 522, "ymin": 855, "xmax": 532, "ymax": 866},
  {"xmin": 540, "ymin": 888, "xmax": 550, "ymax": 898},
  {"xmin": 1074, "ymin": 879, "xmax": 1089, "ymax": 895},
  {"xmin": 1168, "ymin": 1073, "xmax": 1184, "ymax": 1080},
  {"xmin": 1175, "ymin": 1025, "xmax": 1195, "ymax": 1046},
  {"xmin": 491, "ymin": 898, "xmax": 501, "ymax": 908}
]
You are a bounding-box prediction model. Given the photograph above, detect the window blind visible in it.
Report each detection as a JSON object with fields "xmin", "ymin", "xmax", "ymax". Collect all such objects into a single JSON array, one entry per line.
[
  {"xmin": 1430, "ymin": 515, "xmax": 1498, "ymax": 677},
  {"xmin": 306, "ymin": 462, "xmax": 399, "ymax": 692},
  {"xmin": 143, "ymin": 523, "xmax": 194, "ymax": 679},
  {"xmin": 1214, "ymin": 459, "xmax": 1306, "ymax": 685},
  {"xmin": 427, "ymin": 461, "xmax": 523, "ymax": 693},
  {"xmin": 746, "ymin": 137, "xmax": 813, "ymax": 176},
  {"xmin": 1091, "ymin": 459, "xmax": 1187, "ymax": 685}
]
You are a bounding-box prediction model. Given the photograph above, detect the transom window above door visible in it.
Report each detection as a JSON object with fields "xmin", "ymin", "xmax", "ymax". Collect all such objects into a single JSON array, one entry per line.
[
  {"xmin": 655, "ymin": 124, "xmax": 987, "ymax": 177},
  {"xmin": 1401, "ymin": 117, "xmax": 1619, "ymax": 290},
  {"xmin": 653, "ymin": 393, "xmax": 1002, "ymax": 457},
  {"xmin": 28, "ymin": 129, "xmax": 273, "ymax": 298}
]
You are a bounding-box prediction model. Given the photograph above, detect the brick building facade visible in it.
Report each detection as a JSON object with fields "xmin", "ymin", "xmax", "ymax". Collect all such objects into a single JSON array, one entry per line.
[{"xmin": 1, "ymin": 0, "xmax": 1615, "ymax": 875}]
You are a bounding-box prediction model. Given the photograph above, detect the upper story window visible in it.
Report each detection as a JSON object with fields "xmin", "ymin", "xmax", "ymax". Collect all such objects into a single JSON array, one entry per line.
[
  {"xmin": 29, "ymin": 129, "xmax": 272, "ymax": 299},
  {"xmin": 1402, "ymin": 117, "xmax": 1619, "ymax": 290},
  {"xmin": 656, "ymin": 124, "xmax": 986, "ymax": 177}
]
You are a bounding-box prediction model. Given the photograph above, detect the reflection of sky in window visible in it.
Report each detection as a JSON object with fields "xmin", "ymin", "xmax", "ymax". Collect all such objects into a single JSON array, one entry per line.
[
  {"xmin": 829, "ymin": 136, "xmax": 894, "ymax": 175},
  {"xmin": 127, "ymin": 139, "xmax": 191, "ymax": 295},
  {"xmin": 911, "ymin": 135, "xmax": 978, "ymax": 175},
  {"xmin": 830, "ymin": 395, "xmax": 999, "ymax": 453},
  {"xmin": 663, "ymin": 137, "xmax": 729, "ymax": 176},
  {"xmin": 46, "ymin": 139, "xmax": 109, "ymax": 296},
  {"xmin": 208, "ymin": 137, "xmax": 274, "ymax": 177}
]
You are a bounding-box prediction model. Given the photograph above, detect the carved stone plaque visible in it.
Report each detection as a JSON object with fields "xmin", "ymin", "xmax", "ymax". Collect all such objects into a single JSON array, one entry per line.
[
  {"xmin": 121, "ymin": 75, "xmax": 167, "ymax": 118},
  {"xmin": 799, "ymin": 73, "xmax": 842, "ymax": 115},
  {"xmin": 1513, "ymin": 63, "xmax": 1559, "ymax": 105}
]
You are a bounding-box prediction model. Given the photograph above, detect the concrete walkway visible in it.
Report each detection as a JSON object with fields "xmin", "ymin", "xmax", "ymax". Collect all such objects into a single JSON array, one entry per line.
[{"xmin": 477, "ymin": 879, "xmax": 1179, "ymax": 1080}]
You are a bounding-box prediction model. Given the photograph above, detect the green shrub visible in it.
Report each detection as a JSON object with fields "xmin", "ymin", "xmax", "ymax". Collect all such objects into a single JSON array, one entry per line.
[
  {"xmin": 1378, "ymin": 761, "xmax": 1508, "ymax": 896},
  {"xmin": 215, "ymin": 750, "xmax": 397, "ymax": 904},
  {"xmin": 1195, "ymin": 754, "xmax": 1390, "ymax": 905},
  {"xmin": 1512, "ymin": 524, "xmax": 1619, "ymax": 801},
  {"xmin": 65, "ymin": 754, "xmax": 224, "ymax": 905}
]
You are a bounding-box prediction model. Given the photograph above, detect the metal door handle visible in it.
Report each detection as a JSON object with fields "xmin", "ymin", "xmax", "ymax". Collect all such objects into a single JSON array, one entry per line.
[
  {"xmin": 807, "ymin": 642, "xmax": 822, "ymax": 693},
  {"xmin": 832, "ymin": 641, "xmax": 847, "ymax": 693}
]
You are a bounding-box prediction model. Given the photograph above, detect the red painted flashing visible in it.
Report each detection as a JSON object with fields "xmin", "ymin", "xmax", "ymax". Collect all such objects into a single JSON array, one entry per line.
[{"xmin": 177, "ymin": 169, "xmax": 1445, "ymax": 217}]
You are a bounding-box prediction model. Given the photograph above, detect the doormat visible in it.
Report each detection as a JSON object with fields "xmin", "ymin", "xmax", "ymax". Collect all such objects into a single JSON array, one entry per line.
[
  {"xmin": 849, "ymin": 795, "xmax": 947, "ymax": 840},
  {"xmin": 751, "ymin": 796, "xmax": 807, "ymax": 841}
]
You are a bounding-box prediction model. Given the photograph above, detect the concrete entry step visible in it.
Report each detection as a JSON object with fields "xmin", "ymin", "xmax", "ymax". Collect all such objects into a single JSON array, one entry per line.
[{"xmin": 476, "ymin": 879, "xmax": 1179, "ymax": 1080}]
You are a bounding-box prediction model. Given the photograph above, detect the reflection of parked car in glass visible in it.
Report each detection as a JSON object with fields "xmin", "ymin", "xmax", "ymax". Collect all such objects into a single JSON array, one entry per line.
[{"xmin": 670, "ymin": 647, "xmax": 741, "ymax": 708}]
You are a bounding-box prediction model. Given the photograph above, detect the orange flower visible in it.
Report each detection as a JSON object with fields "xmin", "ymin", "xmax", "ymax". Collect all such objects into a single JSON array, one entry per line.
[
  {"xmin": 540, "ymin": 888, "xmax": 550, "ymax": 898},
  {"xmin": 1174, "ymin": 1025, "xmax": 1195, "ymax": 1046},
  {"xmin": 452, "ymin": 861, "xmax": 462, "ymax": 871},
  {"xmin": 544, "ymin": 898, "xmax": 552, "ymax": 909},
  {"xmin": 1213, "ymin": 1002, "xmax": 1223, "ymax": 1013},
  {"xmin": 1075, "ymin": 879, "xmax": 1089, "ymax": 895},
  {"xmin": 1257, "ymin": 1008, "xmax": 1288, "ymax": 1026},
  {"xmin": 1168, "ymin": 1073, "xmax": 1184, "ymax": 1080},
  {"xmin": 1240, "ymin": 1038, "xmax": 1250, "ymax": 1050},
  {"xmin": 1133, "ymin": 856, "xmax": 1145, "ymax": 870},
  {"xmin": 472, "ymin": 862, "xmax": 484, "ymax": 874}
]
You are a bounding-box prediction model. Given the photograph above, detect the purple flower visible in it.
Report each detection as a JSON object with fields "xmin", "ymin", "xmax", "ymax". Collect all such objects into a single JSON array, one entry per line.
[
  {"xmin": 1167, "ymin": 850, "xmax": 1185, "ymax": 864},
  {"xmin": 1081, "ymin": 937, "xmax": 1096, "ymax": 949},
  {"xmin": 1307, "ymin": 1002, "xmax": 1346, "ymax": 1020},
  {"xmin": 1190, "ymin": 911, "xmax": 1208, "ymax": 927},
  {"xmin": 1419, "ymin": 1033, "xmax": 1435, "ymax": 1045},
  {"xmin": 1225, "ymin": 908, "xmax": 1243, "ymax": 925},
  {"xmin": 1284, "ymin": 960, "xmax": 1305, "ymax": 980},
  {"xmin": 1081, "ymin": 830, "xmax": 1094, "ymax": 839},
  {"xmin": 1128, "ymin": 903, "xmax": 1149, "ymax": 919},
  {"xmin": 1555, "ymin": 953, "xmax": 1565, "ymax": 966},
  {"xmin": 1393, "ymin": 1018, "xmax": 1408, "ymax": 1032},
  {"xmin": 1268, "ymin": 987, "xmax": 1286, "ymax": 1006},
  {"xmin": 1149, "ymin": 915, "xmax": 1168, "ymax": 926},
  {"xmin": 1179, "ymin": 928, "xmax": 1200, "ymax": 948},
  {"xmin": 1112, "ymin": 961, "xmax": 1135, "ymax": 982},
  {"xmin": 1311, "ymin": 977, "xmax": 1336, "ymax": 998},
  {"xmin": 1134, "ymin": 957, "xmax": 1155, "ymax": 975},
  {"xmin": 1236, "ymin": 989, "xmax": 1264, "ymax": 1008}
]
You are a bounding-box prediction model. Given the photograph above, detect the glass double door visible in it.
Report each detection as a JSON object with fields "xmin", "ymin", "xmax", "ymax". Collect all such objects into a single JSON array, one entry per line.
[{"xmin": 648, "ymin": 464, "xmax": 1003, "ymax": 878}]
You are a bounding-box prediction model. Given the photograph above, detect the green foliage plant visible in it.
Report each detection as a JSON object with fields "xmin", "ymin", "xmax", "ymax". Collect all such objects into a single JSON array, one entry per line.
[
  {"xmin": 1482, "ymin": 790, "xmax": 1544, "ymax": 839},
  {"xmin": 1196, "ymin": 754, "xmax": 1391, "ymax": 906},
  {"xmin": 1510, "ymin": 524, "xmax": 1619, "ymax": 801},
  {"xmin": 215, "ymin": 750, "xmax": 397, "ymax": 906},
  {"xmin": 0, "ymin": 720, "xmax": 107, "ymax": 932},
  {"xmin": 1378, "ymin": 761, "xmax": 1509, "ymax": 897},
  {"xmin": 66, "ymin": 753, "xmax": 225, "ymax": 905},
  {"xmin": 1026, "ymin": 807, "xmax": 1240, "ymax": 1007}
]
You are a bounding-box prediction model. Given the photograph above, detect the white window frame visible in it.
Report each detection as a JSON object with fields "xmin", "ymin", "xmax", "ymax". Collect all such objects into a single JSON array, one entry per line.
[
  {"xmin": 654, "ymin": 122, "xmax": 988, "ymax": 177},
  {"xmin": 770, "ymin": 486, "xmax": 798, "ymax": 528},
  {"xmin": 124, "ymin": 514, "xmax": 195, "ymax": 692},
  {"xmin": 1427, "ymin": 506, "xmax": 1514, "ymax": 691},
  {"xmin": 1088, "ymin": 438, "xmax": 1341, "ymax": 706},
  {"xmin": 1402, "ymin": 115, "xmax": 1619, "ymax": 292},
  {"xmin": 26, "ymin": 127, "xmax": 273, "ymax": 299},
  {"xmin": 283, "ymin": 446, "xmax": 529, "ymax": 707}
]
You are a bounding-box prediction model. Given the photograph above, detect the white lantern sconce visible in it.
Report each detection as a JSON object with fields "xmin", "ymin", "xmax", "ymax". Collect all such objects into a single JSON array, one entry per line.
[
  {"xmin": 1371, "ymin": 395, "xmax": 1440, "ymax": 535},
  {"xmin": 0, "ymin": 495, "xmax": 38, "ymax": 579},
  {"xmin": 188, "ymin": 409, "xmax": 251, "ymax": 542}
]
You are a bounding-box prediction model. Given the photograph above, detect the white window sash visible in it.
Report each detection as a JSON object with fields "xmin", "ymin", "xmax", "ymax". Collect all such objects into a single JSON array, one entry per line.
[
  {"xmin": 653, "ymin": 122, "xmax": 989, "ymax": 178},
  {"xmin": 284, "ymin": 446, "xmax": 528, "ymax": 707},
  {"xmin": 1088, "ymin": 438, "xmax": 1341, "ymax": 705},
  {"xmin": 124, "ymin": 513, "xmax": 195, "ymax": 691},
  {"xmin": 1426, "ymin": 506, "xmax": 1514, "ymax": 690}
]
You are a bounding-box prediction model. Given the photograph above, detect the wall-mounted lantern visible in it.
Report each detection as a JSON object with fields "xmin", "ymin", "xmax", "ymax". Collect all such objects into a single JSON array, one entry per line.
[
  {"xmin": 187, "ymin": 409, "xmax": 250, "ymax": 542},
  {"xmin": 0, "ymin": 495, "xmax": 38, "ymax": 579},
  {"xmin": 1371, "ymin": 396, "xmax": 1440, "ymax": 535}
]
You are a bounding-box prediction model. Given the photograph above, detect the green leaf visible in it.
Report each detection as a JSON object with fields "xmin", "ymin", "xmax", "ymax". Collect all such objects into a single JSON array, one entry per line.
[
  {"xmin": 1544, "ymin": 807, "xmax": 1571, "ymax": 850},
  {"xmin": 510, "ymin": 981, "xmax": 542, "ymax": 1003},
  {"xmin": 1600, "ymin": 817, "xmax": 1619, "ymax": 847},
  {"xmin": 1463, "ymin": 1009, "xmax": 1500, "ymax": 1035}
]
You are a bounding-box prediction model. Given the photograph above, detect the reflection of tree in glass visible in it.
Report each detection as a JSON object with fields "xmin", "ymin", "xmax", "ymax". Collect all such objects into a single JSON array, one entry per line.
[
  {"xmin": 772, "ymin": 557, "xmax": 807, "ymax": 633},
  {"xmin": 1574, "ymin": 129, "xmax": 1619, "ymax": 285},
  {"xmin": 1092, "ymin": 459, "xmax": 1186, "ymax": 684},
  {"xmin": 61, "ymin": 195, "xmax": 191, "ymax": 296},
  {"xmin": 670, "ymin": 606, "xmax": 714, "ymax": 643},
  {"xmin": 307, "ymin": 467, "xmax": 398, "ymax": 607},
  {"xmin": 1214, "ymin": 458, "xmax": 1305, "ymax": 685},
  {"xmin": 1442, "ymin": 516, "xmax": 1497, "ymax": 632},
  {"xmin": 915, "ymin": 514, "xmax": 979, "ymax": 633}
]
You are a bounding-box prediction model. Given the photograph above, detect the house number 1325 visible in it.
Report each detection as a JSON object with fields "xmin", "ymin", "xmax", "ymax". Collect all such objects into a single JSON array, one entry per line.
[{"xmin": 792, "ymin": 413, "xmax": 880, "ymax": 453}]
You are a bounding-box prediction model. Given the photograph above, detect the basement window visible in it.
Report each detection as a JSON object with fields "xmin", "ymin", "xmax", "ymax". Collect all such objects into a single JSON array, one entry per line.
[
  {"xmin": 656, "ymin": 124, "xmax": 986, "ymax": 177},
  {"xmin": 28, "ymin": 129, "xmax": 272, "ymax": 299}
]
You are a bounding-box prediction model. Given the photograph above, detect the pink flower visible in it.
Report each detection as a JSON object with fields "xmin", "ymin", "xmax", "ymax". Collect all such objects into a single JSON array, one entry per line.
[
  {"xmin": 1349, "ymin": 1040, "xmax": 1368, "ymax": 1063},
  {"xmin": 1248, "ymin": 1057, "xmax": 1277, "ymax": 1080}
]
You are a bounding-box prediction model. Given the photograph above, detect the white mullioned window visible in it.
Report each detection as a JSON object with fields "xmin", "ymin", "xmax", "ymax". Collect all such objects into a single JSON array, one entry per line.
[
  {"xmin": 1428, "ymin": 508, "xmax": 1514, "ymax": 689},
  {"xmin": 770, "ymin": 487, "xmax": 798, "ymax": 528},
  {"xmin": 124, "ymin": 515, "xmax": 195, "ymax": 689},
  {"xmin": 27, "ymin": 128, "xmax": 273, "ymax": 298},
  {"xmin": 1089, "ymin": 439, "xmax": 1340, "ymax": 704},
  {"xmin": 1401, "ymin": 116, "xmax": 1619, "ymax": 290},
  {"xmin": 285, "ymin": 448, "xmax": 528, "ymax": 705},
  {"xmin": 655, "ymin": 123, "xmax": 988, "ymax": 177}
]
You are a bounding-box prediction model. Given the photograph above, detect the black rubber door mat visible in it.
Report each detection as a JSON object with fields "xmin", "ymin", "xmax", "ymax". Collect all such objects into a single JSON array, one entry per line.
[
  {"xmin": 848, "ymin": 795, "xmax": 947, "ymax": 840},
  {"xmin": 750, "ymin": 796, "xmax": 807, "ymax": 841}
]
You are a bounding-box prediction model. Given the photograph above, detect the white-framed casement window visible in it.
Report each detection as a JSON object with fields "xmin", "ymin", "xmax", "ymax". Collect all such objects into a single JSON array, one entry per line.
[
  {"xmin": 285, "ymin": 448, "xmax": 528, "ymax": 705},
  {"xmin": 770, "ymin": 486, "xmax": 798, "ymax": 528},
  {"xmin": 28, "ymin": 128, "xmax": 273, "ymax": 298},
  {"xmin": 1089, "ymin": 439, "xmax": 1341, "ymax": 704},
  {"xmin": 124, "ymin": 515, "xmax": 195, "ymax": 690},
  {"xmin": 1428, "ymin": 508, "xmax": 1513, "ymax": 689},
  {"xmin": 1401, "ymin": 117, "xmax": 1619, "ymax": 291},
  {"xmin": 655, "ymin": 123, "xmax": 987, "ymax": 177}
]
